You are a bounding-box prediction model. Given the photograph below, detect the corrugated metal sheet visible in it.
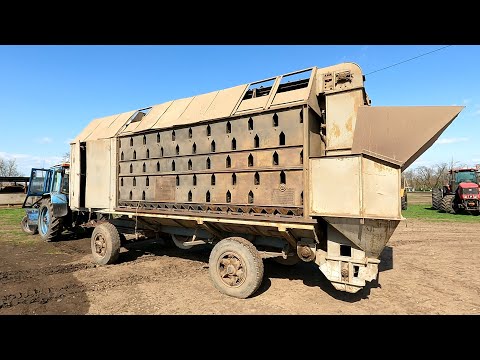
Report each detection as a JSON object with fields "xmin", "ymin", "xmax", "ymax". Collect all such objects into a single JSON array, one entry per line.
[
  {"xmin": 124, "ymin": 101, "xmax": 173, "ymax": 134},
  {"xmin": 88, "ymin": 110, "xmax": 136, "ymax": 140}
]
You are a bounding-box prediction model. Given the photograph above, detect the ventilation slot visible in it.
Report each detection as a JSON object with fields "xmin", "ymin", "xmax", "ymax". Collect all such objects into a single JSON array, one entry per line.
[
  {"xmin": 146, "ymin": 149, "xmax": 150, "ymax": 158},
  {"xmin": 188, "ymin": 191, "xmax": 192, "ymax": 202},
  {"xmin": 157, "ymin": 132, "xmax": 160, "ymax": 143},
  {"xmin": 146, "ymin": 177, "xmax": 149, "ymax": 186},
  {"xmin": 193, "ymin": 175, "xmax": 197, "ymax": 186},
  {"xmin": 142, "ymin": 191, "xmax": 146, "ymax": 200},
  {"xmin": 226, "ymin": 121, "xmax": 231, "ymax": 133},
  {"xmin": 279, "ymin": 132, "xmax": 285, "ymax": 146},
  {"xmin": 248, "ymin": 117, "xmax": 253, "ymax": 130},
  {"xmin": 189, "ymin": 128, "xmax": 193, "ymax": 138},
  {"xmin": 176, "ymin": 175, "xmax": 180, "ymax": 186},
  {"xmin": 142, "ymin": 163, "xmax": 146, "ymax": 172},
  {"xmin": 121, "ymin": 152, "xmax": 124, "ymax": 160},
  {"xmin": 133, "ymin": 177, "xmax": 136, "ymax": 186},
  {"xmin": 280, "ymin": 171, "xmax": 286, "ymax": 185},
  {"xmin": 129, "ymin": 164, "xmax": 133, "ymax": 173},
  {"xmin": 248, "ymin": 191, "xmax": 254, "ymax": 204},
  {"xmin": 232, "ymin": 138, "xmax": 236, "ymax": 150},
  {"xmin": 192, "ymin": 143, "xmax": 196, "ymax": 154},
  {"xmin": 133, "ymin": 150, "xmax": 136, "ymax": 159},
  {"xmin": 248, "ymin": 154, "xmax": 254, "ymax": 167},
  {"xmin": 206, "ymin": 125, "xmax": 211, "ymax": 136},
  {"xmin": 226, "ymin": 191, "xmax": 231, "ymax": 203},
  {"xmin": 129, "ymin": 191, "xmax": 132, "ymax": 200},
  {"xmin": 176, "ymin": 145, "xmax": 180, "ymax": 155},
  {"xmin": 211, "ymin": 140, "xmax": 216, "ymax": 152},
  {"xmin": 120, "ymin": 178, "xmax": 123, "ymax": 186},
  {"xmin": 172, "ymin": 160, "xmax": 175, "ymax": 171},
  {"xmin": 273, "ymin": 152, "xmax": 279, "ymax": 165},
  {"xmin": 206, "ymin": 191, "xmax": 211, "ymax": 203},
  {"xmin": 226, "ymin": 156, "xmax": 231, "ymax": 168},
  {"xmin": 188, "ymin": 159, "xmax": 192, "ymax": 170},
  {"xmin": 156, "ymin": 162, "xmax": 160, "ymax": 171},
  {"xmin": 232, "ymin": 173, "xmax": 237, "ymax": 185},
  {"xmin": 143, "ymin": 135, "xmax": 146, "ymax": 145},
  {"xmin": 254, "ymin": 135, "xmax": 259, "ymax": 148},
  {"xmin": 300, "ymin": 150, "xmax": 303, "ymax": 164},
  {"xmin": 161, "ymin": 147, "xmax": 164, "ymax": 157},
  {"xmin": 254, "ymin": 172, "xmax": 260, "ymax": 185},
  {"xmin": 206, "ymin": 157, "xmax": 211, "ymax": 169},
  {"xmin": 273, "ymin": 113, "xmax": 278, "ymax": 127},
  {"xmin": 172, "ymin": 130, "xmax": 176, "ymax": 141},
  {"xmin": 211, "ymin": 174, "xmax": 216, "ymax": 186},
  {"xmin": 130, "ymin": 137, "xmax": 133, "ymax": 146}
]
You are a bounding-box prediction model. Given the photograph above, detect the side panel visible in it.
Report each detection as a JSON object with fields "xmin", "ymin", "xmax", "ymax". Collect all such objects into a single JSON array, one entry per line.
[
  {"xmin": 310, "ymin": 156, "xmax": 361, "ymax": 217},
  {"xmin": 70, "ymin": 143, "xmax": 81, "ymax": 210},
  {"xmin": 85, "ymin": 139, "xmax": 111, "ymax": 209}
]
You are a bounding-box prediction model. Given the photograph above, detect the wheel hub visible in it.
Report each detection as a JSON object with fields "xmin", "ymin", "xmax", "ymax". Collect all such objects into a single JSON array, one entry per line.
[
  {"xmin": 217, "ymin": 252, "xmax": 246, "ymax": 287},
  {"xmin": 94, "ymin": 234, "xmax": 107, "ymax": 256}
]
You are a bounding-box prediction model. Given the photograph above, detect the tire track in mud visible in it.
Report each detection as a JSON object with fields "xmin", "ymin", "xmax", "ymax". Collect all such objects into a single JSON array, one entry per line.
[{"xmin": 0, "ymin": 253, "xmax": 207, "ymax": 310}]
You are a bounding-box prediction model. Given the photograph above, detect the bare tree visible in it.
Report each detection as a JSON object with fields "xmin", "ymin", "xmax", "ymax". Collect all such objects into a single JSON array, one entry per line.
[{"xmin": 0, "ymin": 157, "xmax": 22, "ymax": 177}]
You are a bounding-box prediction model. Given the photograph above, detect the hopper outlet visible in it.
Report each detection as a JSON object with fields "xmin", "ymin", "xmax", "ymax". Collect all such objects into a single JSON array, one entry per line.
[{"xmin": 352, "ymin": 106, "xmax": 464, "ymax": 169}]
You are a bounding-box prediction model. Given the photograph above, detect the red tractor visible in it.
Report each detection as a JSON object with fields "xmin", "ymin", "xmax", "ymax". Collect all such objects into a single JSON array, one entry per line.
[{"xmin": 432, "ymin": 168, "xmax": 480, "ymax": 214}]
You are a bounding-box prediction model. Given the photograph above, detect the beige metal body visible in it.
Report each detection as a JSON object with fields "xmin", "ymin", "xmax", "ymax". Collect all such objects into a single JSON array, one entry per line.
[{"xmin": 70, "ymin": 63, "xmax": 463, "ymax": 293}]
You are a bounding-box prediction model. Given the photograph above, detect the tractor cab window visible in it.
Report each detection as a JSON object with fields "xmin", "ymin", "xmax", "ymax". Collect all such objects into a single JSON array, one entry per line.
[
  {"xmin": 61, "ymin": 170, "xmax": 69, "ymax": 194},
  {"xmin": 455, "ymin": 171, "xmax": 478, "ymax": 184},
  {"xmin": 52, "ymin": 170, "xmax": 63, "ymax": 193},
  {"xmin": 29, "ymin": 169, "xmax": 47, "ymax": 194}
]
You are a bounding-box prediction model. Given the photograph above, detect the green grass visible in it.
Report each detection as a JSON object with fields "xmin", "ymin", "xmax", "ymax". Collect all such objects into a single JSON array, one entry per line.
[
  {"xmin": 0, "ymin": 208, "xmax": 38, "ymax": 245},
  {"xmin": 403, "ymin": 204, "xmax": 480, "ymax": 222}
]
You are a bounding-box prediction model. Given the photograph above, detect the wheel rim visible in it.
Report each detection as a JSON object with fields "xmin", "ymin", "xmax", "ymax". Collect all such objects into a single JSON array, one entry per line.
[
  {"xmin": 39, "ymin": 206, "xmax": 50, "ymax": 235},
  {"xmin": 94, "ymin": 233, "xmax": 107, "ymax": 257},
  {"xmin": 22, "ymin": 217, "xmax": 31, "ymax": 232},
  {"xmin": 217, "ymin": 251, "xmax": 246, "ymax": 288}
]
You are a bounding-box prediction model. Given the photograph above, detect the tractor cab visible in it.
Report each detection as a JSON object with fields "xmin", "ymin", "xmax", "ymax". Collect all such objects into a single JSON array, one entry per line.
[
  {"xmin": 447, "ymin": 168, "xmax": 479, "ymax": 193},
  {"xmin": 21, "ymin": 163, "xmax": 70, "ymax": 237}
]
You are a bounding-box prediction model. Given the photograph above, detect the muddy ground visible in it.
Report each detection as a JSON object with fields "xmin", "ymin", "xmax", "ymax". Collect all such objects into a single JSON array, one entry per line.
[{"xmin": 1, "ymin": 218, "xmax": 479, "ymax": 315}]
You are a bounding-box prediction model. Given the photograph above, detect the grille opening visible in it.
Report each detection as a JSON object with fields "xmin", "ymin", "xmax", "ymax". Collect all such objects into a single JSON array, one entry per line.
[
  {"xmin": 206, "ymin": 125, "xmax": 211, "ymax": 136},
  {"xmin": 248, "ymin": 117, "xmax": 254, "ymax": 130},
  {"xmin": 172, "ymin": 130, "xmax": 175, "ymax": 141},
  {"xmin": 211, "ymin": 174, "xmax": 216, "ymax": 185},
  {"xmin": 188, "ymin": 191, "xmax": 192, "ymax": 202},
  {"xmin": 193, "ymin": 174, "xmax": 197, "ymax": 186},
  {"xmin": 232, "ymin": 138, "xmax": 236, "ymax": 150},
  {"xmin": 226, "ymin": 121, "xmax": 231, "ymax": 133},
  {"xmin": 232, "ymin": 173, "xmax": 237, "ymax": 185},
  {"xmin": 353, "ymin": 265, "xmax": 360, "ymax": 278},
  {"xmin": 254, "ymin": 172, "xmax": 260, "ymax": 185},
  {"xmin": 254, "ymin": 134, "xmax": 259, "ymax": 148},
  {"xmin": 176, "ymin": 145, "xmax": 180, "ymax": 155},
  {"xmin": 248, "ymin": 154, "xmax": 254, "ymax": 167},
  {"xmin": 273, "ymin": 113, "xmax": 278, "ymax": 127},
  {"xmin": 188, "ymin": 128, "xmax": 192, "ymax": 138},
  {"xmin": 143, "ymin": 135, "xmax": 146, "ymax": 145},
  {"xmin": 248, "ymin": 191, "xmax": 254, "ymax": 204},
  {"xmin": 279, "ymin": 132, "xmax": 285, "ymax": 146},
  {"xmin": 226, "ymin": 191, "xmax": 231, "ymax": 203},
  {"xmin": 188, "ymin": 159, "xmax": 192, "ymax": 170},
  {"xmin": 340, "ymin": 245, "xmax": 351, "ymax": 257},
  {"xmin": 226, "ymin": 156, "xmax": 231, "ymax": 168},
  {"xmin": 206, "ymin": 157, "xmax": 211, "ymax": 169},
  {"xmin": 206, "ymin": 191, "xmax": 211, "ymax": 202},
  {"xmin": 176, "ymin": 175, "xmax": 180, "ymax": 186},
  {"xmin": 157, "ymin": 132, "xmax": 160, "ymax": 143},
  {"xmin": 146, "ymin": 177, "xmax": 149, "ymax": 186},
  {"xmin": 146, "ymin": 149, "xmax": 150, "ymax": 158},
  {"xmin": 211, "ymin": 140, "xmax": 216, "ymax": 152},
  {"xmin": 280, "ymin": 171, "xmax": 286, "ymax": 185},
  {"xmin": 273, "ymin": 152, "xmax": 279, "ymax": 165},
  {"xmin": 133, "ymin": 177, "xmax": 136, "ymax": 186}
]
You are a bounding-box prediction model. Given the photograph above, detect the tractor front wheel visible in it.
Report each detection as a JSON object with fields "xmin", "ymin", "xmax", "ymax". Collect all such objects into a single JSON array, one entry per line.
[
  {"xmin": 38, "ymin": 199, "xmax": 64, "ymax": 241},
  {"xmin": 21, "ymin": 215, "xmax": 38, "ymax": 235}
]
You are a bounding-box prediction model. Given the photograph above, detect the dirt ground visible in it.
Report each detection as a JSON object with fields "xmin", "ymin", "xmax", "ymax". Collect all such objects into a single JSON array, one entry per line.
[{"xmin": 1, "ymin": 218, "xmax": 479, "ymax": 315}]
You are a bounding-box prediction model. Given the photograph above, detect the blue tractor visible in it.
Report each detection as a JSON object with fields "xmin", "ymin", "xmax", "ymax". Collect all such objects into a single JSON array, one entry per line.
[{"xmin": 21, "ymin": 163, "xmax": 89, "ymax": 241}]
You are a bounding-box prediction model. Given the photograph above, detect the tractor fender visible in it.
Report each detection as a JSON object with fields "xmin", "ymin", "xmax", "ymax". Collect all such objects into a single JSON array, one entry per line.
[{"xmin": 50, "ymin": 193, "xmax": 69, "ymax": 218}]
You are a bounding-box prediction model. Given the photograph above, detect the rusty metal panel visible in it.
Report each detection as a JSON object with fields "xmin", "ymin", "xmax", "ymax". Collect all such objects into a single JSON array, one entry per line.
[
  {"xmin": 85, "ymin": 139, "xmax": 111, "ymax": 209},
  {"xmin": 310, "ymin": 157, "xmax": 361, "ymax": 217},
  {"xmin": 351, "ymin": 106, "xmax": 464, "ymax": 169},
  {"xmin": 72, "ymin": 117, "xmax": 104, "ymax": 143},
  {"xmin": 325, "ymin": 89, "xmax": 364, "ymax": 151},
  {"xmin": 315, "ymin": 62, "xmax": 365, "ymax": 95},
  {"xmin": 151, "ymin": 97, "xmax": 194, "ymax": 130},
  {"xmin": 122, "ymin": 102, "xmax": 173, "ymax": 133},
  {"xmin": 361, "ymin": 157, "xmax": 401, "ymax": 219}
]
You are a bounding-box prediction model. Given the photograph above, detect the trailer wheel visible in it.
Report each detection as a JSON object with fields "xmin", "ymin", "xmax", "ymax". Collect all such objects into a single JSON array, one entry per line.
[
  {"xmin": 21, "ymin": 215, "xmax": 38, "ymax": 235},
  {"xmin": 274, "ymin": 255, "xmax": 301, "ymax": 266},
  {"xmin": 38, "ymin": 199, "xmax": 63, "ymax": 242},
  {"xmin": 91, "ymin": 223, "xmax": 121, "ymax": 265},
  {"xmin": 209, "ymin": 237, "xmax": 264, "ymax": 299},
  {"xmin": 432, "ymin": 188, "xmax": 442, "ymax": 210},
  {"xmin": 441, "ymin": 194, "xmax": 456, "ymax": 214}
]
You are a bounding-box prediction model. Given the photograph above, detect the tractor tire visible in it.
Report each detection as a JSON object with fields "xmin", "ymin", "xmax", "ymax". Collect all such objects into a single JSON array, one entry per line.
[
  {"xmin": 209, "ymin": 237, "xmax": 264, "ymax": 299},
  {"xmin": 432, "ymin": 188, "xmax": 442, "ymax": 210},
  {"xmin": 38, "ymin": 199, "xmax": 64, "ymax": 242},
  {"xmin": 441, "ymin": 194, "xmax": 456, "ymax": 214},
  {"xmin": 21, "ymin": 215, "xmax": 38, "ymax": 235},
  {"xmin": 91, "ymin": 223, "xmax": 121, "ymax": 265}
]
